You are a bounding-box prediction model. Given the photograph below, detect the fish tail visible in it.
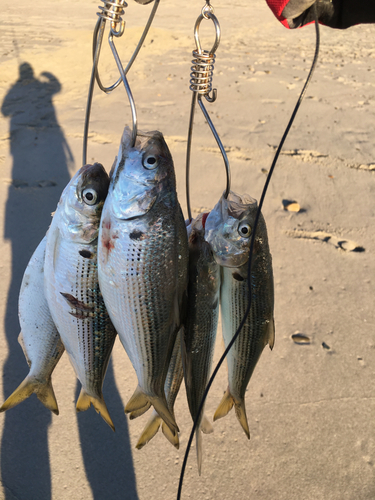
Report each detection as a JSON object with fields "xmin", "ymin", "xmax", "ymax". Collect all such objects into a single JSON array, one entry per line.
[
  {"xmin": 76, "ymin": 388, "xmax": 115, "ymax": 432},
  {"xmin": 129, "ymin": 402, "xmax": 152, "ymax": 420},
  {"xmin": 213, "ymin": 387, "xmax": 234, "ymax": 422},
  {"xmin": 161, "ymin": 421, "xmax": 180, "ymax": 449},
  {"xmin": 196, "ymin": 428, "xmax": 203, "ymax": 476},
  {"xmin": 136, "ymin": 411, "xmax": 161, "ymax": 449},
  {"xmin": 234, "ymin": 400, "xmax": 250, "ymax": 439},
  {"xmin": 201, "ymin": 414, "xmax": 214, "ymax": 434},
  {"xmin": 124, "ymin": 385, "xmax": 150, "ymax": 413},
  {"xmin": 149, "ymin": 394, "xmax": 179, "ymax": 435},
  {"xmin": 0, "ymin": 376, "xmax": 59, "ymax": 415}
]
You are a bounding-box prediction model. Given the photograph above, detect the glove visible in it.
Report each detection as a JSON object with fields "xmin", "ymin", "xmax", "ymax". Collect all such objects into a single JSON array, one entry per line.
[{"xmin": 267, "ymin": 0, "xmax": 375, "ymax": 29}]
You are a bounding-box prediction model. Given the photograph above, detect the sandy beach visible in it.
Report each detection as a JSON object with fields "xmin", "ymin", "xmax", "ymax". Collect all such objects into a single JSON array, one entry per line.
[{"xmin": 0, "ymin": 1, "xmax": 375, "ymax": 499}]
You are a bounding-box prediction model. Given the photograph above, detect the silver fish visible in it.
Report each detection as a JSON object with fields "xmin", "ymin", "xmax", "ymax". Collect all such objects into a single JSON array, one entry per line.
[
  {"xmin": 134, "ymin": 330, "xmax": 183, "ymax": 450},
  {"xmin": 205, "ymin": 191, "xmax": 275, "ymax": 439},
  {"xmin": 98, "ymin": 127, "xmax": 188, "ymax": 435},
  {"xmin": 182, "ymin": 213, "xmax": 219, "ymax": 474},
  {"xmin": 0, "ymin": 236, "xmax": 64, "ymax": 414},
  {"xmin": 44, "ymin": 163, "xmax": 116, "ymax": 430}
]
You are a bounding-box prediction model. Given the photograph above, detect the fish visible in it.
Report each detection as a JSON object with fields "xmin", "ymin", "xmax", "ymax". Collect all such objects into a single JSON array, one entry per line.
[
  {"xmin": 182, "ymin": 213, "xmax": 220, "ymax": 474},
  {"xmin": 204, "ymin": 191, "xmax": 275, "ymax": 439},
  {"xmin": 0, "ymin": 236, "xmax": 65, "ymax": 414},
  {"xmin": 98, "ymin": 127, "xmax": 188, "ymax": 436},
  {"xmin": 134, "ymin": 330, "xmax": 184, "ymax": 450},
  {"xmin": 44, "ymin": 163, "xmax": 116, "ymax": 430}
]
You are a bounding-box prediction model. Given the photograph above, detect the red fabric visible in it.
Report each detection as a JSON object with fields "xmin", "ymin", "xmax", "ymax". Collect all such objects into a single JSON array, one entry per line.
[{"xmin": 265, "ymin": 0, "xmax": 291, "ymax": 28}]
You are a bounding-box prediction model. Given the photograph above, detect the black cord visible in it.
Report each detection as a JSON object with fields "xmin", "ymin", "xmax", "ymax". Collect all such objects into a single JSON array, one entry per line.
[{"xmin": 177, "ymin": 6, "xmax": 320, "ymax": 499}]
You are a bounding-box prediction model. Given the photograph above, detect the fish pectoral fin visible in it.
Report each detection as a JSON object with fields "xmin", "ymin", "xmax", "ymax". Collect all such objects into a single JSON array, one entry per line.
[
  {"xmin": 267, "ymin": 316, "xmax": 275, "ymax": 351},
  {"xmin": 136, "ymin": 412, "xmax": 161, "ymax": 450},
  {"xmin": 129, "ymin": 402, "xmax": 152, "ymax": 420},
  {"xmin": 162, "ymin": 421, "xmax": 180, "ymax": 449},
  {"xmin": 213, "ymin": 387, "xmax": 234, "ymax": 422},
  {"xmin": 125, "ymin": 385, "xmax": 150, "ymax": 413},
  {"xmin": 0, "ymin": 376, "xmax": 59, "ymax": 415},
  {"xmin": 200, "ymin": 414, "xmax": 214, "ymax": 434},
  {"xmin": 76, "ymin": 388, "xmax": 115, "ymax": 432},
  {"xmin": 234, "ymin": 400, "xmax": 250, "ymax": 440}
]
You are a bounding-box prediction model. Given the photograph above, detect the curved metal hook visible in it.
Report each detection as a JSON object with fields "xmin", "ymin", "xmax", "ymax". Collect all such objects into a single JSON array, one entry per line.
[{"xmin": 93, "ymin": 0, "xmax": 160, "ymax": 94}]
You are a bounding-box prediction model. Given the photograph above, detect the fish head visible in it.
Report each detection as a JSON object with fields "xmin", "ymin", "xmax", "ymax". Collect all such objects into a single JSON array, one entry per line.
[
  {"xmin": 187, "ymin": 213, "xmax": 216, "ymax": 265},
  {"xmin": 204, "ymin": 191, "xmax": 257, "ymax": 268},
  {"xmin": 108, "ymin": 127, "xmax": 175, "ymax": 219},
  {"xmin": 59, "ymin": 163, "xmax": 109, "ymax": 242}
]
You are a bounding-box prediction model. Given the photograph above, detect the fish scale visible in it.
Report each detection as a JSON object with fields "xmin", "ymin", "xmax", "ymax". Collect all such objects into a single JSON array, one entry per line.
[
  {"xmin": 44, "ymin": 163, "xmax": 116, "ymax": 430},
  {"xmin": 205, "ymin": 191, "xmax": 275, "ymax": 439},
  {"xmin": 98, "ymin": 128, "xmax": 188, "ymax": 436}
]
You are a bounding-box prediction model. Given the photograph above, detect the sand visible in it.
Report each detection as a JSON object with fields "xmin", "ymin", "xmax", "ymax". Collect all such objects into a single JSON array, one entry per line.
[{"xmin": 0, "ymin": 1, "xmax": 375, "ymax": 499}]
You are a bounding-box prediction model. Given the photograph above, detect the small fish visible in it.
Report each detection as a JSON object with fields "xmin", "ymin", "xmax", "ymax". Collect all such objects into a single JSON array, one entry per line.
[
  {"xmin": 134, "ymin": 330, "xmax": 184, "ymax": 450},
  {"xmin": 98, "ymin": 127, "xmax": 188, "ymax": 435},
  {"xmin": 182, "ymin": 213, "xmax": 219, "ymax": 474},
  {"xmin": 44, "ymin": 163, "xmax": 116, "ymax": 430},
  {"xmin": 0, "ymin": 237, "xmax": 64, "ymax": 414},
  {"xmin": 205, "ymin": 191, "xmax": 275, "ymax": 439}
]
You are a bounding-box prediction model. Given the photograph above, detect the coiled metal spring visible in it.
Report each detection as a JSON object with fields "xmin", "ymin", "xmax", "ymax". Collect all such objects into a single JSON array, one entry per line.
[
  {"xmin": 97, "ymin": 0, "xmax": 127, "ymax": 26},
  {"xmin": 190, "ymin": 50, "xmax": 216, "ymax": 96}
]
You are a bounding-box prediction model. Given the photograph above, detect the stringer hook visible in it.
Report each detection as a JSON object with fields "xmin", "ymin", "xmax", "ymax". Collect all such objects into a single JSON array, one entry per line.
[
  {"xmin": 83, "ymin": 0, "xmax": 160, "ymax": 165},
  {"xmin": 185, "ymin": 3, "xmax": 231, "ymax": 221}
]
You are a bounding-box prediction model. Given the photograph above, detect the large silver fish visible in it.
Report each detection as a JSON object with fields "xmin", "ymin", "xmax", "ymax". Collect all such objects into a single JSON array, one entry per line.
[
  {"xmin": 98, "ymin": 128, "xmax": 188, "ymax": 436},
  {"xmin": 44, "ymin": 163, "xmax": 116, "ymax": 430},
  {"xmin": 205, "ymin": 191, "xmax": 275, "ymax": 439},
  {"xmin": 182, "ymin": 213, "xmax": 219, "ymax": 474},
  {"xmin": 0, "ymin": 236, "xmax": 64, "ymax": 414},
  {"xmin": 134, "ymin": 331, "xmax": 183, "ymax": 450}
]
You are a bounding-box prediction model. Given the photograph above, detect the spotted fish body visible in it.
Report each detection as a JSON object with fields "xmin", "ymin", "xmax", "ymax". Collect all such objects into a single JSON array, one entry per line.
[
  {"xmin": 182, "ymin": 214, "xmax": 220, "ymax": 473},
  {"xmin": 44, "ymin": 163, "xmax": 116, "ymax": 430},
  {"xmin": 0, "ymin": 236, "xmax": 64, "ymax": 415},
  {"xmin": 205, "ymin": 191, "xmax": 275, "ymax": 439},
  {"xmin": 98, "ymin": 128, "xmax": 188, "ymax": 435}
]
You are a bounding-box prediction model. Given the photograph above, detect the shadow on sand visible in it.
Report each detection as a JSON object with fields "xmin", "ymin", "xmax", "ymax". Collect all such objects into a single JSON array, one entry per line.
[{"xmin": 1, "ymin": 62, "xmax": 138, "ymax": 500}]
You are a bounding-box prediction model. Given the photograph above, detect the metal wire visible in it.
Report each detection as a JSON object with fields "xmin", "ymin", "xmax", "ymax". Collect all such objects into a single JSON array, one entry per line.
[
  {"xmin": 177, "ymin": 5, "xmax": 320, "ymax": 499},
  {"xmin": 82, "ymin": 0, "xmax": 160, "ymax": 165},
  {"xmin": 185, "ymin": 8, "xmax": 230, "ymax": 222}
]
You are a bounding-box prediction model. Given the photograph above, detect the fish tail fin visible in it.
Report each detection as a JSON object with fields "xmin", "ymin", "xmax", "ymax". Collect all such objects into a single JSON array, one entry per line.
[
  {"xmin": 129, "ymin": 402, "xmax": 152, "ymax": 420},
  {"xmin": 201, "ymin": 414, "xmax": 214, "ymax": 434},
  {"xmin": 76, "ymin": 388, "xmax": 115, "ymax": 432},
  {"xmin": 234, "ymin": 400, "xmax": 250, "ymax": 439},
  {"xmin": 136, "ymin": 412, "xmax": 161, "ymax": 450},
  {"xmin": 213, "ymin": 387, "xmax": 234, "ymax": 422},
  {"xmin": 0, "ymin": 376, "xmax": 59, "ymax": 415},
  {"xmin": 124, "ymin": 385, "xmax": 150, "ymax": 413},
  {"xmin": 196, "ymin": 428, "xmax": 203, "ymax": 476},
  {"xmin": 149, "ymin": 395, "xmax": 179, "ymax": 435},
  {"xmin": 35, "ymin": 378, "xmax": 59, "ymax": 415},
  {"xmin": 161, "ymin": 421, "xmax": 180, "ymax": 449}
]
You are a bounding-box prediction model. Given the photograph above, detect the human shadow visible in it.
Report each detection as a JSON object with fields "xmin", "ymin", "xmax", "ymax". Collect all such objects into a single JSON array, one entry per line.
[
  {"xmin": 1, "ymin": 61, "xmax": 73, "ymax": 500},
  {"xmin": 1, "ymin": 61, "xmax": 139, "ymax": 500},
  {"xmin": 75, "ymin": 359, "xmax": 139, "ymax": 500}
]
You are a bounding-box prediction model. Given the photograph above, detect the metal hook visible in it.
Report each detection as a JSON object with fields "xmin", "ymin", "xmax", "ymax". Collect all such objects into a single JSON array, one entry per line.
[
  {"xmin": 185, "ymin": 5, "xmax": 230, "ymax": 220},
  {"xmin": 82, "ymin": 0, "xmax": 160, "ymax": 164}
]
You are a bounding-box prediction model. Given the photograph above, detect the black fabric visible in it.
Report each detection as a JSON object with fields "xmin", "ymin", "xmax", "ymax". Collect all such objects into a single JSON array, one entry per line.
[{"xmin": 286, "ymin": 0, "xmax": 375, "ymax": 29}]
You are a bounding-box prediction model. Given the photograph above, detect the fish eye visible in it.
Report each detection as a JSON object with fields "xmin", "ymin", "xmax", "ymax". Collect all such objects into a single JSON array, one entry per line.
[
  {"xmin": 238, "ymin": 221, "xmax": 252, "ymax": 238},
  {"xmin": 82, "ymin": 188, "xmax": 98, "ymax": 206},
  {"xmin": 142, "ymin": 155, "xmax": 158, "ymax": 170}
]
